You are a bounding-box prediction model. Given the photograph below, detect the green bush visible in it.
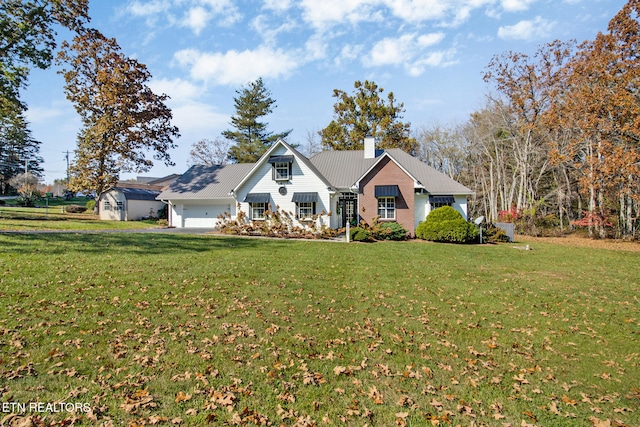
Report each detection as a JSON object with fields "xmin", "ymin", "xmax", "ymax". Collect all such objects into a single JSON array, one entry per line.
[
  {"xmin": 65, "ymin": 204, "xmax": 87, "ymax": 214},
  {"xmin": 350, "ymin": 226, "xmax": 373, "ymax": 242},
  {"xmin": 416, "ymin": 206, "xmax": 478, "ymax": 243},
  {"xmin": 372, "ymin": 221, "xmax": 408, "ymax": 240},
  {"xmin": 86, "ymin": 200, "xmax": 96, "ymax": 212}
]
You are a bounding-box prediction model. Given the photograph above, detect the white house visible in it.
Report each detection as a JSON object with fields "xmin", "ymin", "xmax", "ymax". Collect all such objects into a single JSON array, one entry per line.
[{"xmin": 157, "ymin": 139, "xmax": 473, "ymax": 234}]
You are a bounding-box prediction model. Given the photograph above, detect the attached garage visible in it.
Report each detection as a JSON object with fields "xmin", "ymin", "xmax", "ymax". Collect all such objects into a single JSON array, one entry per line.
[{"xmin": 180, "ymin": 203, "xmax": 232, "ymax": 228}]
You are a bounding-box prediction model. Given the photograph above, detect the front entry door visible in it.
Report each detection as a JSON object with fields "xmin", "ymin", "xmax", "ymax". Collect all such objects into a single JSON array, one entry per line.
[{"xmin": 339, "ymin": 194, "xmax": 358, "ymax": 227}]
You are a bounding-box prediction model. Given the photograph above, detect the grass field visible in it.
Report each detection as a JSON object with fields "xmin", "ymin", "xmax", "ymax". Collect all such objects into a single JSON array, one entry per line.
[
  {"xmin": 0, "ymin": 232, "xmax": 639, "ymax": 426},
  {"xmin": 0, "ymin": 197, "xmax": 159, "ymax": 231}
]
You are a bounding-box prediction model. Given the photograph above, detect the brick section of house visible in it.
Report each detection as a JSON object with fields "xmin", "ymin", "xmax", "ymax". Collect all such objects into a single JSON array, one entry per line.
[{"xmin": 359, "ymin": 156, "xmax": 415, "ymax": 234}]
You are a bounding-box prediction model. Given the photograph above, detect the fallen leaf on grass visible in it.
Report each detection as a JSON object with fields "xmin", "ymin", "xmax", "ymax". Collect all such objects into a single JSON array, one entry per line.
[
  {"xmin": 175, "ymin": 391, "xmax": 192, "ymax": 403},
  {"xmin": 368, "ymin": 386, "xmax": 384, "ymax": 405},
  {"xmin": 589, "ymin": 416, "xmax": 611, "ymax": 427}
]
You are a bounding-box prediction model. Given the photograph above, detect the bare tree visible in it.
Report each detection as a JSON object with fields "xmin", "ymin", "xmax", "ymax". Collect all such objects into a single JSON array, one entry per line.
[{"xmin": 189, "ymin": 137, "xmax": 231, "ymax": 166}]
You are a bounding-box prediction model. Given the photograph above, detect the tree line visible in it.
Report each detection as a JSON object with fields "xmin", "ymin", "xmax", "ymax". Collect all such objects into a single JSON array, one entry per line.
[{"xmin": 450, "ymin": 0, "xmax": 640, "ymax": 239}]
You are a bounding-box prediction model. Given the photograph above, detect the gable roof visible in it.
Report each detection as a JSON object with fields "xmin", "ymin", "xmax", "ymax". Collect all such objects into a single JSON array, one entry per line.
[
  {"xmin": 384, "ymin": 149, "xmax": 472, "ymax": 195},
  {"xmin": 233, "ymin": 139, "xmax": 334, "ymax": 193},
  {"xmin": 157, "ymin": 163, "xmax": 254, "ymax": 200},
  {"xmin": 309, "ymin": 149, "xmax": 472, "ymax": 195},
  {"xmin": 158, "ymin": 142, "xmax": 472, "ymax": 202}
]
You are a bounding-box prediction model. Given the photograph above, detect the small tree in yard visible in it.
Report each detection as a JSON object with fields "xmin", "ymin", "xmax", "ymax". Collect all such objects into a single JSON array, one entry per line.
[
  {"xmin": 416, "ymin": 206, "xmax": 478, "ymax": 243},
  {"xmin": 8, "ymin": 172, "xmax": 40, "ymax": 206}
]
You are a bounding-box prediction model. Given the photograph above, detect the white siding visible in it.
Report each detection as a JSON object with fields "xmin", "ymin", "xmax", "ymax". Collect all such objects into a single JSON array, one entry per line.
[
  {"xmin": 99, "ymin": 191, "xmax": 126, "ymax": 221},
  {"xmin": 235, "ymin": 146, "xmax": 331, "ymax": 229},
  {"xmin": 127, "ymin": 200, "xmax": 164, "ymax": 220},
  {"xmin": 414, "ymin": 193, "xmax": 428, "ymax": 229},
  {"xmin": 423, "ymin": 195, "xmax": 469, "ymax": 221},
  {"xmin": 99, "ymin": 190, "xmax": 163, "ymax": 221},
  {"xmin": 454, "ymin": 196, "xmax": 468, "ymax": 220}
]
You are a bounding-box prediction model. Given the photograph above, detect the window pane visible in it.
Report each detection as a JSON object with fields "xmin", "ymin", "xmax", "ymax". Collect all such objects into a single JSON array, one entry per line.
[
  {"xmin": 252, "ymin": 202, "xmax": 265, "ymax": 219},
  {"xmin": 274, "ymin": 162, "xmax": 289, "ymax": 180},
  {"xmin": 298, "ymin": 202, "xmax": 313, "ymax": 218},
  {"xmin": 378, "ymin": 197, "xmax": 395, "ymax": 219}
]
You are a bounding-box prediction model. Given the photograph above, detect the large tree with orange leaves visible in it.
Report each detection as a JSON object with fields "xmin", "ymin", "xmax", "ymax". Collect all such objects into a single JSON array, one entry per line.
[
  {"xmin": 57, "ymin": 29, "xmax": 180, "ymax": 204},
  {"xmin": 549, "ymin": 0, "xmax": 640, "ymax": 238}
]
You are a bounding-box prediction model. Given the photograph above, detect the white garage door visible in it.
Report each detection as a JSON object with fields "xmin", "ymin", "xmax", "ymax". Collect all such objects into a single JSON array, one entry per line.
[{"xmin": 183, "ymin": 204, "xmax": 230, "ymax": 228}]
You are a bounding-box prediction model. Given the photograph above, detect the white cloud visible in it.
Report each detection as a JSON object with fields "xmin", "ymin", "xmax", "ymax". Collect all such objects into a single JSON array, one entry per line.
[
  {"xmin": 251, "ymin": 14, "xmax": 297, "ymax": 44},
  {"xmin": 126, "ymin": 0, "xmax": 171, "ymax": 16},
  {"xmin": 299, "ymin": 0, "xmax": 381, "ymax": 29},
  {"xmin": 149, "ymin": 78, "xmax": 202, "ymax": 103},
  {"xmin": 200, "ymin": 0, "xmax": 242, "ymax": 26},
  {"xmin": 170, "ymin": 101, "xmax": 229, "ymax": 134},
  {"xmin": 181, "ymin": 7, "xmax": 210, "ymax": 34},
  {"xmin": 382, "ymin": 0, "xmax": 449, "ymax": 22},
  {"xmin": 26, "ymin": 105, "xmax": 65, "ymax": 124},
  {"xmin": 174, "ymin": 47, "xmax": 301, "ymax": 85},
  {"xmin": 501, "ymin": 0, "xmax": 537, "ymax": 12},
  {"xmin": 498, "ymin": 16, "xmax": 553, "ymax": 40},
  {"xmin": 262, "ymin": 0, "xmax": 294, "ymax": 11},
  {"xmin": 334, "ymin": 44, "xmax": 364, "ymax": 67},
  {"xmin": 368, "ymin": 32, "xmax": 446, "ymax": 73}
]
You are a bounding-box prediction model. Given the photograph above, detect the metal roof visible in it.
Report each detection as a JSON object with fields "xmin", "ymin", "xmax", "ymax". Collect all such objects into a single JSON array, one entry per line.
[
  {"xmin": 157, "ymin": 163, "xmax": 255, "ymax": 200},
  {"xmin": 384, "ymin": 149, "xmax": 472, "ymax": 195},
  {"xmin": 309, "ymin": 150, "xmax": 378, "ymax": 189},
  {"xmin": 309, "ymin": 149, "xmax": 472, "ymax": 195},
  {"xmin": 110, "ymin": 187, "xmax": 161, "ymax": 201},
  {"xmin": 158, "ymin": 146, "xmax": 472, "ymax": 202}
]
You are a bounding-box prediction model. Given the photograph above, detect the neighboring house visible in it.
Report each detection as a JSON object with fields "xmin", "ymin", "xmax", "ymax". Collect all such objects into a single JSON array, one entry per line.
[
  {"xmin": 99, "ymin": 175, "xmax": 179, "ymax": 221},
  {"xmin": 157, "ymin": 138, "xmax": 473, "ymax": 234}
]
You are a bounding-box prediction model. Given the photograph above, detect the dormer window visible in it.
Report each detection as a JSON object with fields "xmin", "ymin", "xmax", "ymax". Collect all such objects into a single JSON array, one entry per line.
[
  {"xmin": 274, "ymin": 162, "xmax": 289, "ymax": 181},
  {"xmin": 268, "ymin": 155, "xmax": 293, "ymax": 182}
]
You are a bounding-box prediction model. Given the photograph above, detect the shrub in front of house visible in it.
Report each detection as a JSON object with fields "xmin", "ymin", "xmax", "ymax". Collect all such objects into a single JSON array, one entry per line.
[
  {"xmin": 65, "ymin": 204, "xmax": 87, "ymax": 214},
  {"xmin": 416, "ymin": 206, "xmax": 478, "ymax": 243},
  {"xmin": 350, "ymin": 226, "xmax": 373, "ymax": 242},
  {"xmin": 86, "ymin": 200, "xmax": 96, "ymax": 212},
  {"xmin": 371, "ymin": 221, "xmax": 408, "ymax": 240}
]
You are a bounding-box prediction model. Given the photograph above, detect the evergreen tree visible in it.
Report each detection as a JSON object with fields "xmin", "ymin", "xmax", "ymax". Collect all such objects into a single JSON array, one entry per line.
[
  {"xmin": 223, "ymin": 77, "xmax": 291, "ymax": 163},
  {"xmin": 320, "ymin": 80, "xmax": 417, "ymax": 154},
  {"xmin": 0, "ymin": 109, "xmax": 43, "ymax": 194}
]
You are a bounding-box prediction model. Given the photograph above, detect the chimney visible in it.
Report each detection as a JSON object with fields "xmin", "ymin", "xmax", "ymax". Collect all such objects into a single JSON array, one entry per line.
[{"xmin": 364, "ymin": 135, "xmax": 375, "ymax": 159}]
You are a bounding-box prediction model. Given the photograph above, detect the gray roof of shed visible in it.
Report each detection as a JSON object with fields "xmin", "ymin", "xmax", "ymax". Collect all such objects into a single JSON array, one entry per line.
[
  {"xmin": 157, "ymin": 163, "xmax": 255, "ymax": 200},
  {"xmin": 114, "ymin": 187, "xmax": 161, "ymax": 201}
]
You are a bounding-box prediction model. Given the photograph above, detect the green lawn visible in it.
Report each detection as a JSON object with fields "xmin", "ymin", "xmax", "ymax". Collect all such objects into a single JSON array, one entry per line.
[
  {"xmin": 0, "ymin": 197, "xmax": 159, "ymax": 231},
  {"xmin": 0, "ymin": 233, "xmax": 638, "ymax": 426}
]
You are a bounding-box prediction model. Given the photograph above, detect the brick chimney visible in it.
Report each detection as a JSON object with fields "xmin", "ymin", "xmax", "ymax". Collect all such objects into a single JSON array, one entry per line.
[{"xmin": 364, "ymin": 135, "xmax": 375, "ymax": 159}]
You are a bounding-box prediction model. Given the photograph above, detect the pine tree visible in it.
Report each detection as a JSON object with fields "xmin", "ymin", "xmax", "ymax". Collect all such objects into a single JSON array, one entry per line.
[
  {"xmin": 223, "ymin": 77, "xmax": 291, "ymax": 163},
  {"xmin": 320, "ymin": 80, "xmax": 417, "ymax": 154}
]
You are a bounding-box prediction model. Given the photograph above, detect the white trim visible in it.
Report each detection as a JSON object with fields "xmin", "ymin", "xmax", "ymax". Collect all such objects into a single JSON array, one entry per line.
[{"xmin": 354, "ymin": 151, "xmax": 420, "ymax": 189}]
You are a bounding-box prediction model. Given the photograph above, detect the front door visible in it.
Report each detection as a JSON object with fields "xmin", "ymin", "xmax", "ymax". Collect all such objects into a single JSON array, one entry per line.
[{"xmin": 339, "ymin": 193, "xmax": 358, "ymax": 227}]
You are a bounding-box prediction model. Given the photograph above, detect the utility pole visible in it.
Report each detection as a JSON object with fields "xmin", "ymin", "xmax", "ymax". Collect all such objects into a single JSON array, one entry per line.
[{"xmin": 63, "ymin": 151, "xmax": 70, "ymax": 184}]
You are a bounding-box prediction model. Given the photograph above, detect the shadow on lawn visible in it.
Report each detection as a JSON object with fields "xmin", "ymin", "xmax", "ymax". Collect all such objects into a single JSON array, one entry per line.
[{"xmin": 0, "ymin": 232, "xmax": 270, "ymax": 256}]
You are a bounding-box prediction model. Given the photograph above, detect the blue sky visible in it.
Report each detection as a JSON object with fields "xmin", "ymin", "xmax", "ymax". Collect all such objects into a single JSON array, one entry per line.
[{"xmin": 23, "ymin": 0, "xmax": 626, "ymax": 183}]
